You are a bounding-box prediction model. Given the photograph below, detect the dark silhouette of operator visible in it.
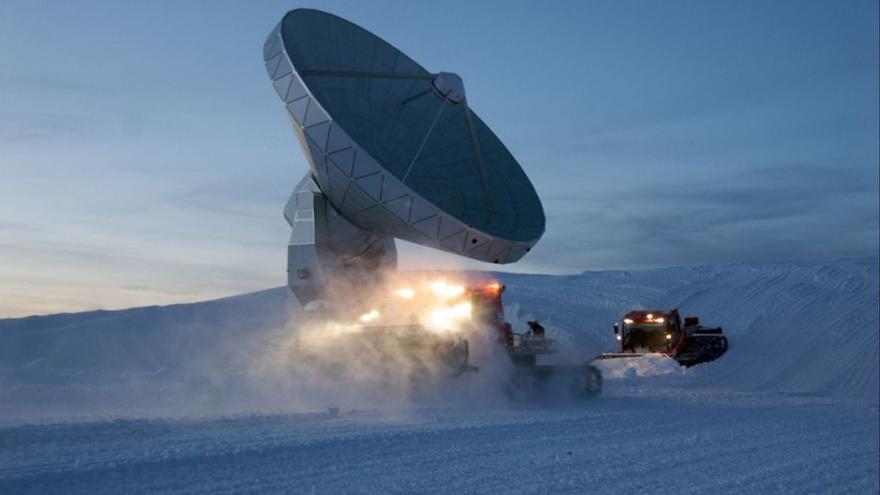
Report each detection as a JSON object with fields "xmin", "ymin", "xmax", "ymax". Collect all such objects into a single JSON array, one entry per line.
[{"xmin": 527, "ymin": 320, "xmax": 545, "ymax": 338}]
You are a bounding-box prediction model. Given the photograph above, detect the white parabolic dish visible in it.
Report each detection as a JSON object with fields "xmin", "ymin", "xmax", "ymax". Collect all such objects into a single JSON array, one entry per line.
[{"xmin": 263, "ymin": 9, "xmax": 545, "ymax": 264}]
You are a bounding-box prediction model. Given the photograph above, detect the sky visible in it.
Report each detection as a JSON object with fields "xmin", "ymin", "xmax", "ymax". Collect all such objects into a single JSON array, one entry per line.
[{"xmin": 0, "ymin": 0, "xmax": 877, "ymax": 317}]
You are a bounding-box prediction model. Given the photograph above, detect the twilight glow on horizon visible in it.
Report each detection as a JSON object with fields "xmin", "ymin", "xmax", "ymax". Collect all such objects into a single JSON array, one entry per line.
[{"xmin": 1, "ymin": 0, "xmax": 877, "ymax": 317}]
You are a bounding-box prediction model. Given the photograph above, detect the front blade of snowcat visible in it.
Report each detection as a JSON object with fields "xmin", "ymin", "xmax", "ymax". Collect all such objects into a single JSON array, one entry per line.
[{"xmin": 594, "ymin": 352, "xmax": 665, "ymax": 360}]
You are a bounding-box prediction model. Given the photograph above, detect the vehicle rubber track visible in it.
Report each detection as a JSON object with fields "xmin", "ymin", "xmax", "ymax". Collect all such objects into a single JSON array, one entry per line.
[{"xmin": 676, "ymin": 331, "xmax": 728, "ymax": 367}]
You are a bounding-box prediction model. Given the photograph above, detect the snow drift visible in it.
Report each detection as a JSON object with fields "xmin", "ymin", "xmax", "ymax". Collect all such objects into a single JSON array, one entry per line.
[{"xmin": 0, "ymin": 256, "xmax": 876, "ymax": 422}]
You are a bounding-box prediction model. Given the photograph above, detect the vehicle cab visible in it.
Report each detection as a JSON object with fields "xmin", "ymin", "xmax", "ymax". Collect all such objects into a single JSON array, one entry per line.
[{"xmin": 613, "ymin": 309, "xmax": 684, "ymax": 354}]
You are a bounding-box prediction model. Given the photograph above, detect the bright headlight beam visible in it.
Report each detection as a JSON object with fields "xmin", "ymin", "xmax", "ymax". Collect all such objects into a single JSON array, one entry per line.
[
  {"xmin": 427, "ymin": 302, "xmax": 472, "ymax": 330},
  {"xmin": 430, "ymin": 280, "xmax": 465, "ymax": 297},
  {"xmin": 395, "ymin": 288, "xmax": 415, "ymax": 298},
  {"xmin": 359, "ymin": 309, "xmax": 380, "ymax": 322}
]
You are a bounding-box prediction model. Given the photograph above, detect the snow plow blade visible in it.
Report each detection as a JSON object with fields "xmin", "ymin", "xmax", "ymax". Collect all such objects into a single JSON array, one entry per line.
[{"xmin": 594, "ymin": 352, "xmax": 664, "ymax": 360}]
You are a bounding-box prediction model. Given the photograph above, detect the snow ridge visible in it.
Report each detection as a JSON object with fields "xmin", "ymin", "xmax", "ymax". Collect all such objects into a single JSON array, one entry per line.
[{"xmin": 0, "ymin": 256, "xmax": 877, "ymax": 423}]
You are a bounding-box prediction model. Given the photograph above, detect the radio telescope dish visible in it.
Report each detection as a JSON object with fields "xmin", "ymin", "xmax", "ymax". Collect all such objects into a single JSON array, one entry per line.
[{"xmin": 263, "ymin": 9, "xmax": 545, "ymax": 304}]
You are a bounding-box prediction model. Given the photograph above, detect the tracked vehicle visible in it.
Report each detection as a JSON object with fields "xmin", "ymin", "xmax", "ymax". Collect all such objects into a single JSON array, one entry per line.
[
  {"xmin": 470, "ymin": 284, "xmax": 603, "ymax": 398},
  {"xmin": 289, "ymin": 281, "xmax": 602, "ymax": 398},
  {"xmin": 599, "ymin": 309, "xmax": 727, "ymax": 367}
]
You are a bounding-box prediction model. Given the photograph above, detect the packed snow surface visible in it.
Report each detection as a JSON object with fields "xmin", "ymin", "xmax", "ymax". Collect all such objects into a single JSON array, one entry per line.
[{"xmin": 1, "ymin": 257, "xmax": 878, "ymax": 493}]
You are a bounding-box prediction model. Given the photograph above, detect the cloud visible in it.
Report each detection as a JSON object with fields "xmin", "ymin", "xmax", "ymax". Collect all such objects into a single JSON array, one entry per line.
[
  {"xmin": 0, "ymin": 221, "xmax": 42, "ymax": 233},
  {"xmin": 164, "ymin": 175, "xmax": 292, "ymax": 219},
  {"xmin": 0, "ymin": 111, "xmax": 86, "ymax": 143},
  {"xmin": 641, "ymin": 164, "xmax": 872, "ymax": 226},
  {"xmin": 534, "ymin": 162, "xmax": 879, "ymax": 270}
]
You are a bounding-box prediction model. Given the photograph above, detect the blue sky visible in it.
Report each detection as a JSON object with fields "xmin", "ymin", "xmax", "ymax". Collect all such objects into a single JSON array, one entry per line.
[{"xmin": 1, "ymin": 0, "xmax": 877, "ymax": 316}]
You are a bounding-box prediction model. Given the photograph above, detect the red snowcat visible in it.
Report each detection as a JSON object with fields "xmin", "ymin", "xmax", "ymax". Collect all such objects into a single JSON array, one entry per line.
[
  {"xmin": 290, "ymin": 281, "xmax": 602, "ymax": 398},
  {"xmin": 599, "ymin": 309, "xmax": 728, "ymax": 367}
]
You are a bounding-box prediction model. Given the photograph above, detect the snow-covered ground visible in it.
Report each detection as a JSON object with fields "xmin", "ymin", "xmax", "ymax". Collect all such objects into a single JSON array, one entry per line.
[{"xmin": 1, "ymin": 257, "xmax": 878, "ymax": 493}]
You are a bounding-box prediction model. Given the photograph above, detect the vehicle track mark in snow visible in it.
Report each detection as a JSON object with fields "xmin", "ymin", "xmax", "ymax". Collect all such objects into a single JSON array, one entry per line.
[{"xmin": 0, "ymin": 395, "xmax": 876, "ymax": 494}]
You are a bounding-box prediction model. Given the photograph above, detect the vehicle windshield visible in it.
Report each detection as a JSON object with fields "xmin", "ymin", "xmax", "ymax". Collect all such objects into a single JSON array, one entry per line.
[
  {"xmin": 624, "ymin": 322, "xmax": 666, "ymax": 333},
  {"xmin": 621, "ymin": 321, "xmax": 670, "ymax": 352}
]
